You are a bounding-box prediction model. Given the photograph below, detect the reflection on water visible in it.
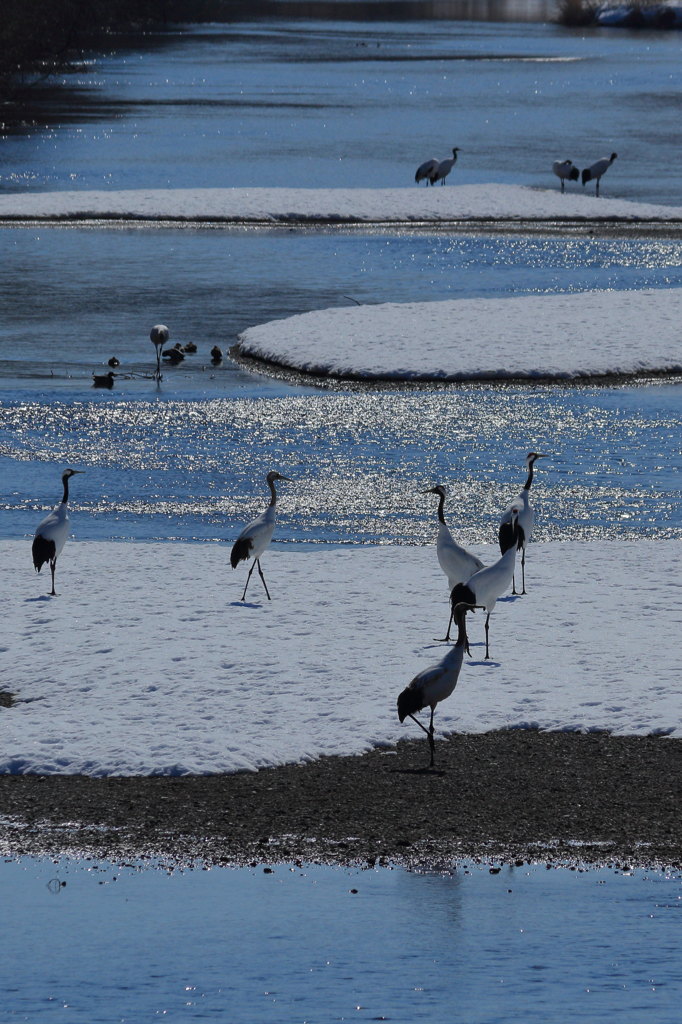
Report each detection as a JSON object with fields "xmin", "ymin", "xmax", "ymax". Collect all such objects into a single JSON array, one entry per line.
[
  {"xmin": 1, "ymin": 858, "xmax": 679, "ymax": 1023},
  {"xmin": 0, "ymin": 384, "xmax": 679, "ymax": 543},
  {"xmin": 1, "ymin": 17, "xmax": 681, "ymax": 202},
  {"xmin": 2, "ymin": 228, "xmax": 682, "ymax": 389}
]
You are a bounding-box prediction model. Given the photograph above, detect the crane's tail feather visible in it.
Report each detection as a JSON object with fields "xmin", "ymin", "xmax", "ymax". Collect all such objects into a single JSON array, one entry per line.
[
  {"xmin": 230, "ymin": 536, "xmax": 253, "ymax": 568},
  {"xmin": 581, "ymin": 168, "xmax": 592, "ymax": 185},
  {"xmin": 397, "ymin": 686, "xmax": 424, "ymax": 723},
  {"xmin": 450, "ymin": 582, "xmax": 476, "ymax": 609},
  {"xmin": 32, "ymin": 535, "xmax": 55, "ymax": 572}
]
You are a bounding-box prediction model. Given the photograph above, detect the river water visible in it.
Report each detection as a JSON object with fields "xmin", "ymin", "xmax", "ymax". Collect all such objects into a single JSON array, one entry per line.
[{"xmin": 2, "ymin": 858, "xmax": 680, "ymax": 1024}]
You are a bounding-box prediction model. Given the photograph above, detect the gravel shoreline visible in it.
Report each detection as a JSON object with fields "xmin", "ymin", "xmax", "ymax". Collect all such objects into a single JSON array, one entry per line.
[{"xmin": 0, "ymin": 731, "xmax": 679, "ymax": 870}]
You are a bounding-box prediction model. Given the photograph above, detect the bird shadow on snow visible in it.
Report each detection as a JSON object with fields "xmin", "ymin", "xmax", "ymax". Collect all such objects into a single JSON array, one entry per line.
[
  {"xmin": 229, "ymin": 600, "xmax": 265, "ymax": 609},
  {"xmin": 25, "ymin": 595, "xmax": 54, "ymax": 603}
]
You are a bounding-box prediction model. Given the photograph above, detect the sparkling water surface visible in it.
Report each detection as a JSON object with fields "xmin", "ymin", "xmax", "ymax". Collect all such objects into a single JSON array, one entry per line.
[
  {"xmin": 2, "ymin": 18, "xmax": 682, "ymax": 205},
  {"xmin": 2, "ymin": 859, "xmax": 679, "ymax": 1024}
]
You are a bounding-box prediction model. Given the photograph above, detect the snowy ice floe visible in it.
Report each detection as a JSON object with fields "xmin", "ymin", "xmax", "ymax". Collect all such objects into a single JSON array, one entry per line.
[
  {"xmin": 1, "ymin": 185, "xmax": 682, "ymax": 225},
  {"xmin": 236, "ymin": 289, "xmax": 682, "ymax": 382},
  {"xmin": 3, "ymin": 539, "xmax": 680, "ymax": 777}
]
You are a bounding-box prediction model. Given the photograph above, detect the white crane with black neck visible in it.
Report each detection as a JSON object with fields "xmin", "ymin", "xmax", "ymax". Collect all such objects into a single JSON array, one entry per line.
[
  {"xmin": 397, "ymin": 602, "xmax": 482, "ymax": 768},
  {"xmin": 498, "ymin": 451, "xmax": 548, "ymax": 595},
  {"xmin": 230, "ymin": 471, "xmax": 291, "ymax": 602},
  {"xmin": 447, "ymin": 509, "xmax": 524, "ymax": 659},
  {"xmin": 425, "ymin": 484, "xmax": 484, "ymax": 635},
  {"xmin": 32, "ymin": 468, "xmax": 84, "ymax": 596}
]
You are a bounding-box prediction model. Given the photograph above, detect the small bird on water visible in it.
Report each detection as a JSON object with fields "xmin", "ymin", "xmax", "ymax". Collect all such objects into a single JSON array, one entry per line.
[{"xmin": 92, "ymin": 371, "xmax": 115, "ymax": 389}]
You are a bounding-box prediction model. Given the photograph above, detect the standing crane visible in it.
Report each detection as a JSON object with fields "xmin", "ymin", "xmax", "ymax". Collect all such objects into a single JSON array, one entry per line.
[
  {"xmin": 425, "ymin": 484, "xmax": 484, "ymax": 636},
  {"xmin": 415, "ymin": 157, "xmax": 440, "ymax": 186},
  {"xmin": 447, "ymin": 509, "xmax": 523, "ymax": 658},
  {"xmin": 32, "ymin": 468, "xmax": 84, "ymax": 596},
  {"xmin": 230, "ymin": 471, "xmax": 291, "ymax": 601},
  {"xmin": 581, "ymin": 153, "xmax": 617, "ymax": 196},
  {"xmin": 499, "ymin": 452, "xmax": 548, "ymax": 595},
  {"xmin": 432, "ymin": 147, "xmax": 460, "ymax": 185},
  {"xmin": 397, "ymin": 602, "xmax": 481, "ymax": 767},
  {"xmin": 150, "ymin": 324, "xmax": 169, "ymax": 381},
  {"xmin": 552, "ymin": 159, "xmax": 580, "ymax": 192}
]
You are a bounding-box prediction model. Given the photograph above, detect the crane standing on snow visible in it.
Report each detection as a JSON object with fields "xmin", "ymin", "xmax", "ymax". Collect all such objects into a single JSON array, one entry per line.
[
  {"xmin": 425, "ymin": 484, "xmax": 484, "ymax": 637},
  {"xmin": 32, "ymin": 468, "xmax": 84, "ymax": 596},
  {"xmin": 552, "ymin": 159, "xmax": 580, "ymax": 192},
  {"xmin": 582, "ymin": 153, "xmax": 617, "ymax": 196},
  {"xmin": 447, "ymin": 509, "xmax": 524, "ymax": 659},
  {"xmin": 230, "ymin": 471, "xmax": 291, "ymax": 602},
  {"xmin": 499, "ymin": 452, "xmax": 548, "ymax": 596}
]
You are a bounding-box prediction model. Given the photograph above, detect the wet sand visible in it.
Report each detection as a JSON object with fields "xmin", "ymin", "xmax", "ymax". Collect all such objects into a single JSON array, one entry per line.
[{"xmin": 0, "ymin": 731, "xmax": 679, "ymax": 869}]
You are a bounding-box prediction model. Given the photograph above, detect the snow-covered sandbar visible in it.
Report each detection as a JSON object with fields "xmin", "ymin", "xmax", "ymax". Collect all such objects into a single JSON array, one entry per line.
[
  {"xmin": 3, "ymin": 539, "xmax": 680, "ymax": 778},
  {"xmin": 236, "ymin": 289, "xmax": 682, "ymax": 381},
  {"xmin": 1, "ymin": 185, "xmax": 682, "ymax": 225}
]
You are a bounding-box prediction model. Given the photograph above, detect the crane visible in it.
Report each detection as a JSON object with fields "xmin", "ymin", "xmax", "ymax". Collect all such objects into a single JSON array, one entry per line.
[
  {"xmin": 230, "ymin": 471, "xmax": 291, "ymax": 601},
  {"xmin": 32, "ymin": 468, "xmax": 84, "ymax": 596},
  {"xmin": 447, "ymin": 509, "xmax": 523, "ymax": 659},
  {"xmin": 581, "ymin": 153, "xmax": 617, "ymax": 196},
  {"xmin": 432, "ymin": 147, "xmax": 460, "ymax": 185},
  {"xmin": 397, "ymin": 602, "xmax": 481, "ymax": 767},
  {"xmin": 499, "ymin": 452, "xmax": 548, "ymax": 595},
  {"xmin": 552, "ymin": 159, "xmax": 580, "ymax": 192},
  {"xmin": 425, "ymin": 484, "xmax": 484, "ymax": 635},
  {"xmin": 150, "ymin": 324, "xmax": 169, "ymax": 381},
  {"xmin": 415, "ymin": 157, "xmax": 440, "ymax": 186}
]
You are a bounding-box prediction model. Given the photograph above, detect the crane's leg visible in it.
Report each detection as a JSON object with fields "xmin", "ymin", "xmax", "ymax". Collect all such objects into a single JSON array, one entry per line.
[
  {"xmin": 596, "ymin": 180, "xmax": 600, "ymax": 197},
  {"xmin": 521, "ymin": 548, "xmax": 527, "ymax": 595},
  {"xmin": 561, "ymin": 179, "xmax": 565, "ymax": 193},
  {"xmin": 256, "ymin": 559, "xmax": 272, "ymax": 601},
  {"xmin": 241, "ymin": 560, "xmax": 258, "ymax": 601},
  {"xmin": 428, "ymin": 708, "xmax": 436, "ymax": 767},
  {"xmin": 49, "ymin": 558, "xmax": 57, "ymax": 596},
  {"xmin": 435, "ymin": 605, "xmax": 454, "ymax": 643},
  {"xmin": 484, "ymin": 612, "xmax": 491, "ymax": 659},
  {"xmin": 511, "ymin": 571, "xmax": 517, "ymax": 596}
]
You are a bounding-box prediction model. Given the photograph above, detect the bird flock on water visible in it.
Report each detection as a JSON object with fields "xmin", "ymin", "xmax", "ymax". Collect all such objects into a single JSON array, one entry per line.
[
  {"xmin": 32, "ymin": 451, "xmax": 548, "ymax": 769},
  {"xmin": 93, "ymin": 325, "xmax": 224, "ymax": 389},
  {"xmin": 414, "ymin": 146, "xmax": 619, "ymax": 196}
]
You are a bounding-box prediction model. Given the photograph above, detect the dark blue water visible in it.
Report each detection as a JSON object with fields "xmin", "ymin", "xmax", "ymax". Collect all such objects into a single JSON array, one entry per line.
[
  {"xmin": 2, "ymin": 859, "xmax": 679, "ymax": 1024},
  {"xmin": 1, "ymin": 20, "xmax": 682, "ymax": 204}
]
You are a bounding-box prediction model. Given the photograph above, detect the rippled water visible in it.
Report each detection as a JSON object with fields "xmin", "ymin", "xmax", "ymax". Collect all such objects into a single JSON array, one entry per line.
[
  {"xmin": 3, "ymin": 228, "xmax": 682, "ymax": 389},
  {"xmin": 1, "ymin": 383, "xmax": 679, "ymax": 543},
  {"xmin": 2, "ymin": 19, "xmax": 682, "ymax": 205},
  {"xmin": 2, "ymin": 859, "xmax": 679, "ymax": 1024}
]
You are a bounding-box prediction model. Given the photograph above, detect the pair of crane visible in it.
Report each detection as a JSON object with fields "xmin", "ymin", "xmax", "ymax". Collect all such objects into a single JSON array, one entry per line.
[
  {"xmin": 553, "ymin": 153, "xmax": 618, "ymax": 196},
  {"xmin": 397, "ymin": 452, "xmax": 548, "ymax": 766},
  {"xmin": 415, "ymin": 148, "xmax": 460, "ymax": 186},
  {"xmin": 31, "ymin": 466, "xmax": 292, "ymax": 601}
]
